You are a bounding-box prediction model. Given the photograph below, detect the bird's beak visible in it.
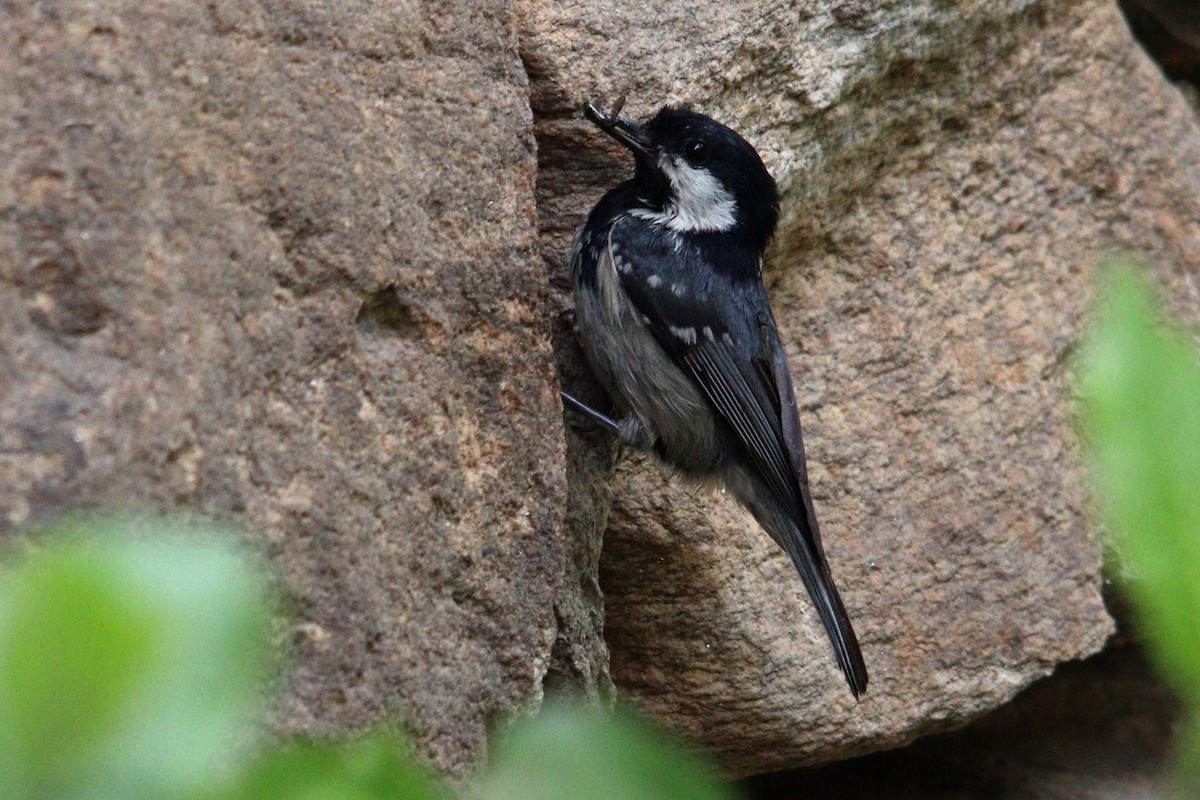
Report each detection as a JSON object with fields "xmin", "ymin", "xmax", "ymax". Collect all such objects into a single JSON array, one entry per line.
[{"xmin": 584, "ymin": 98, "xmax": 656, "ymax": 162}]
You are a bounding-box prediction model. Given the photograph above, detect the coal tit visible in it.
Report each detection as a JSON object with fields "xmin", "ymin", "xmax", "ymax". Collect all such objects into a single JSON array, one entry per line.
[{"xmin": 562, "ymin": 98, "xmax": 868, "ymax": 697}]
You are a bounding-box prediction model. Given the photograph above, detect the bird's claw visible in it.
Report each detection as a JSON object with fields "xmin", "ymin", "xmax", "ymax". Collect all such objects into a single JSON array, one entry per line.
[{"xmin": 560, "ymin": 390, "xmax": 620, "ymax": 435}]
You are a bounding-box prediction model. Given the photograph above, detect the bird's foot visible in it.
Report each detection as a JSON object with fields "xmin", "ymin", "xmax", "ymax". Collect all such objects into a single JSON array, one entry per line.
[
  {"xmin": 559, "ymin": 391, "xmax": 654, "ymax": 450},
  {"xmin": 560, "ymin": 390, "xmax": 619, "ymax": 435}
]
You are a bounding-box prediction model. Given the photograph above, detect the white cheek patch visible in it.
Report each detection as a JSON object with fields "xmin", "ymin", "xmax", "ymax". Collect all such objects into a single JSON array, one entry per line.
[{"xmin": 632, "ymin": 155, "xmax": 738, "ymax": 233}]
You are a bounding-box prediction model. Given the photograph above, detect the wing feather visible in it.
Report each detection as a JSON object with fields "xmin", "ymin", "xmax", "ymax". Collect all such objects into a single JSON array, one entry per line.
[
  {"xmin": 606, "ymin": 218, "xmax": 868, "ymax": 695},
  {"xmin": 681, "ymin": 343, "xmax": 803, "ymax": 520}
]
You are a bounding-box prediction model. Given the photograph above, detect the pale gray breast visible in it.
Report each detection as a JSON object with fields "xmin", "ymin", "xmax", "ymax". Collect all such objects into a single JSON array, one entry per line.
[{"xmin": 570, "ymin": 221, "xmax": 725, "ymax": 473}]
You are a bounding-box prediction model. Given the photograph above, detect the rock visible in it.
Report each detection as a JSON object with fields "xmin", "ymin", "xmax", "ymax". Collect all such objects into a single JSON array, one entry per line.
[
  {"xmin": 6, "ymin": 0, "xmax": 1200, "ymax": 782},
  {"xmin": 0, "ymin": 0, "xmax": 564, "ymax": 778},
  {"xmin": 519, "ymin": 0, "xmax": 1200, "ymax": 775},
  {"xmin": 743, "ymin": 643, "xmax": 1181, "ymax": 799}
]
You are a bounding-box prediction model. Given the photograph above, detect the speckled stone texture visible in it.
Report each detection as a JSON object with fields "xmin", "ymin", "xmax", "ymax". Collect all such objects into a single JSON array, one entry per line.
[
  {"xmin": 5, "ymin": 0, "xmax": 1200, "ymax": 782},
  {"xmin": 0, "ymin": 0, "xmax": 564, "ymax": 778},
  {"xmin": 519, "ymin": 0, "xmax": 1200, "ymax": 776},
  {"xmin": 743, "ymin": 643, "xmax": 1182, "ymax": 799}
]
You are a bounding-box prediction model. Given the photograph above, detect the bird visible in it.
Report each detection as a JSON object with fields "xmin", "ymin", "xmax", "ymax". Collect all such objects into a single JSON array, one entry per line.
[{"xmin": 561, "ymin": 98, "xmax": 868, "ymax": 697}]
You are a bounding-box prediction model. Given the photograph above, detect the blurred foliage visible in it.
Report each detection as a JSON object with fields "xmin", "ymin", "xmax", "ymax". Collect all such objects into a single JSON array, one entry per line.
[
  {"xmin": 224, "ymin": 736, "xmax": 439, "ymax": 800},
  {"xmin": 1079, "ymin": 262, "xmax": 1200, "ymax": 795},
  {"xmin": 0, "ymin": 517, "xmax": 273, "ymax": 800},
  {"xmin": 477, "ymin": 703, "xmax": 739, "ymax": 800},
  {"xmin": 0, "ymin": 515, "xmax": 737, "ymax": 800}
]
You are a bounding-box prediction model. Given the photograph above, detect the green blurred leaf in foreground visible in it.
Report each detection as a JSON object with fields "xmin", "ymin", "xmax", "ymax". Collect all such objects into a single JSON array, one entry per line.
[
  {"xmin": 476, "ymin": 703, "xmax": 742, "ymax": 800},
  {"xmin": 0, "ymin": 514, "xmax": 740, "ymax": 800},
  {"xmin": 0, "ymin": 517, "xmax": 273, "ymax": 800},
  {"xmin": 1078, "ymin": 263, "xmax": 1200, "ymax": 705},
  {"xmin": 228, "ymin": 734, "xmax": 440, "ymax": 800}
]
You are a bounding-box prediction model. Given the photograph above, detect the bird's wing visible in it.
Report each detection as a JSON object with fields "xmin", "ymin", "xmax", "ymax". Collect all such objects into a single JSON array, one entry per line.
[
  {"xmin": 609, "ymin": 220, "xmax": 869, "ymax": 697},
  {"xmin": 759, "ymin": 315, "xmax": 831, "ymax": 560},
  {"xmin": 608, "ymin": 222, "xmax": 810, "ymax": 527}
]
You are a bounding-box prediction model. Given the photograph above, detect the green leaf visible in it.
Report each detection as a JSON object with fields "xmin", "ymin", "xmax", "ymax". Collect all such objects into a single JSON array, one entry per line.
[
  {"xmin": 228, "ymin": 734, "xmax": 441, "ymax": 800},
  {"xmin": 1078, "ymin": 264, "xmax": 1200, "ymax": 705},
  {"xmin": 0, "ymin": 516, "xmax": 272, "ymax": 800},
  {"xmin": 1178, "ymin": 717, "xmax": 1200, "ymax": 798},
  {"xmin": 476, "ymin": 703, "xmax": 742, "ymax": 800}
]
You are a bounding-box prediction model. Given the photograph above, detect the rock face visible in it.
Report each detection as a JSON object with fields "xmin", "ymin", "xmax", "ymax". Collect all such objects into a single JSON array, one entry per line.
[
  {"xmin": 0, "ymin": 0, "xmax": 564, "ymax": 777},
  {"xmin": 520, "ymin": 0, "xmax": 1200, "ymax": 776},
  {"xmin": 744, "ymin": 643, "xmax": 1181, "ymax": 799},
  {"xmin": 4, "ymin": 0, "xmax": 1200, "ymax": 782}
]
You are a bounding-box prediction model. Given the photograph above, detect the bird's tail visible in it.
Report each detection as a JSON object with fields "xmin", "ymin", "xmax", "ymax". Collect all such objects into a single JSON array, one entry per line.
[{"xmin": 731, "ymin": 470, "xmax": 868, "ymax": 697}]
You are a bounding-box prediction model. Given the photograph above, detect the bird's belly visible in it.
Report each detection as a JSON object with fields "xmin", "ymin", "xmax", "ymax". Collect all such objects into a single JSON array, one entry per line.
[{"xmin": 574, "ymin": 271, "xmax": 725, "ymax": 474}]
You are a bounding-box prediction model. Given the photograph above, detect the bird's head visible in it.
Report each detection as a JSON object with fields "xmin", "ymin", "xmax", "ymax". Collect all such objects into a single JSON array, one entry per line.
[{"xmin": 585, "ymin": 100, "xmax": 781, "ymax": 249}]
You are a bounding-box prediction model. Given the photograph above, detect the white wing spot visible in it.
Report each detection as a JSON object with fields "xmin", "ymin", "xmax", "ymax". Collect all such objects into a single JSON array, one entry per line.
[
  {"xmin": 647, "ymin": 274, "xmax": 663, "ymax": 288},
  {"xmin": 722, "ymin": 332, "xmax": 734, "ymax": 346},
  {"xmin": 703, "ymin": 326, "xmax": 715, "ymax": 342},
  {"xmin": 671, "ymin": 283, "xmax": 686, "ymax": 297},
  {"xmin": 669, "ymin": 326, "xmax": 698, "ymax": 345}
]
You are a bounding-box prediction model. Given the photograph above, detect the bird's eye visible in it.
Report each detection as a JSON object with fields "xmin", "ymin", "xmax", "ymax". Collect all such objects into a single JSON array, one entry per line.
[{"xmin": 683, "ymin": 138, "xmax": 710, "ymax": 166}]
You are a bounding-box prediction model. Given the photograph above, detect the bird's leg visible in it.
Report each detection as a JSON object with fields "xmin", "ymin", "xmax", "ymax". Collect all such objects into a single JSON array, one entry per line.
[
  {"xmin": 559, "ymin": 391, "xmax": 654, "ymax": 450},
  {"xmin": 560, "ymin": 390, "xmax": 619, "ymax": 434}
]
